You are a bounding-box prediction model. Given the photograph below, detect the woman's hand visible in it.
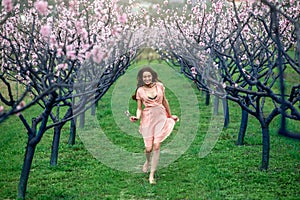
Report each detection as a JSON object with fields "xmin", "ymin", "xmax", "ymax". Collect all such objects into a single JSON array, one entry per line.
[
  {"xmin": 171, "ymin": 115, "xmax": 179, "ymax": 122},
  {"xmin": 130, "ymin": 116, "xmax": 139, "ymax": 122}
]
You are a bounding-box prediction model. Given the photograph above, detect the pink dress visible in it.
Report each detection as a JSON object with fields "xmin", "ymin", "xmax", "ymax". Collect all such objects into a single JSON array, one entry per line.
[{"xmin": 136, "ymin": 82, "xmax": 176, "ymax": 147}]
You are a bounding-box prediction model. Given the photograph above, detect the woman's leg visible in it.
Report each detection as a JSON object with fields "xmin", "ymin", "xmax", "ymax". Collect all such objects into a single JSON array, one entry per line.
[
  {"xmin": 143, "ymin": 146, "xmax": 152, "ymax": 173},
  {"xmin": 149, "ymin": 142, "xmax": 160, "ymax": 184}
]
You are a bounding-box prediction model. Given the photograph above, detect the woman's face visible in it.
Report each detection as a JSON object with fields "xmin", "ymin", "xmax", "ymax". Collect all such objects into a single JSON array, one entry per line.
[{"xmin": 142, "ymin": 71, "xmax": 153, "ymax": 85}]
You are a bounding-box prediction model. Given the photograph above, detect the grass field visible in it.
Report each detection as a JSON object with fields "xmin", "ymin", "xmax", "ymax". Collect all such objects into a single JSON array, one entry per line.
[{"xmin": 0, "ymin": 62, "xmax": 299, "ymax": 199}]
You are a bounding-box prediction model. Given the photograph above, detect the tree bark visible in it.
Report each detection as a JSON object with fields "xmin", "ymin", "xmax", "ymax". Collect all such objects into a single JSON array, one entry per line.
[
  {"xmin": 236, "ymin": 108, "xmax": 248, "ymax": 145},
  {"xmin": 213, "ymin": 96, "xmax": 219, "ymax": 115},
  {"xmin": 205, "ymin": 91, "xmax": 210, "ymax": 105},
  {"xmin": 17, "ymin": 93, "xmax": 57, "ymax": 199},
  {"xmin": 68, "ymin": 117, "xmax": 76, "ymax": 145},
  {"xmin": 50, "ymin": 125, "xmax": 62, "ymax": 166},
  {"xmin": 79, "ymin": 112, "xmax": 85, "ymax": 128},
  {"xmin": 260, "ymin": 124, "xmax": 270, "ymax": 170},
  {"xmin": 279, "ymin": 114, "xmax": 300, "ymax": 139},
  {"xmin": 222, "ymin": 98, "xmax": 230, "ymax": 128},
  {"xmin": 91, "ymin": 102, "xmax": 96, "ymax": 116},
  {"xmin": 17, "ymin": 142, "xmax": 36, "ymax": 199}
]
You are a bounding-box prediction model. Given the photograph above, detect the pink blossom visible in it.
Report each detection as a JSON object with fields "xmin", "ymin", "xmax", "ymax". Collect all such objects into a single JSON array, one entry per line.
[
  {"xmin": 91, "ymin": 46, "xmax": 105, "ymax": 64},
  {"xmin": 85, "ymin": 52, "xmax": 92, "ymax": 60},
  {"xmin": 192, "ymin": 6, "xmax": 199, "ymax": 14},
  {"xmin": 81, "ymin": 28, "xmax": 88, "ymax": 40},
  {"xmin": 246, "ymin": 0, "xmax": 257, "ymax": 4},
  {"xmin": 118, "ymin": 13, "xmax": 127, "ymax": 24},
  {"xmin": 57, "ymin": 48, "xmax": 63, "ymax": 57},
  {"xmin": 0, "ymin": 106, "xmax": 4, "ymax": 113},
  {"xmin": 75, "ymin": 21, "xmax": 83, "ymax": 31},
  {"xmin": 112, "ymin": 25, "xmax": 122, "ymax": 35},
  {"xmin": 56, "ymin": 64, "xmax": 62, "ymax": 70},
  {"xmin": 81, "ymin": 44, "xmax": 90, "ymax": 51},
  {"xmin": 40, "ymin": 24, "xmax": 51, "ymax": 38},
  {"xmin": 2, "ymin": 0, "xmax": 13, "ymax": 12},
  {"xmin": 55, "ymin": 71, "xmax": 60, "ymax": 77},
  {"xmin": 191, "ymin": 67, "xmax": 197, "ymax": 77},
  {"xmin": 214, "ymin": 2, "xmax": 222, "ymax": 13},
  {"xmin": 16, "ymin": 101, "xmax": 26, "ymax": 116},
  {"xmin": 289, "ymin": 0, "xmax": 295, "ymax": 4},
  {"xmin": 66, "ymin": 45, "xmax": 76, "ymax": 60},
  {"xmin": 34, "ymin": 1, "xmax": 48, "ymax": 15},
  {"xmin": 66, "ymin": 45, "xmax": 72, "ymax": 51},
  {"xmin": 49, "ymin": 35, "xmax": 57, "ymax": 48},
  {"xmin": 241, "ymin": 54, "xmax": 247, "ymax": 61},
  {"xmin": 56, "ymin": 63, "xmax": 68, "ymax": 70},
  {"xmin": 62, "ymin": 64, "xmax": 68, "ymax": 70},
  {"xmin": 69, "ymin": 1, "xmax": 75, "ymax": 8}
]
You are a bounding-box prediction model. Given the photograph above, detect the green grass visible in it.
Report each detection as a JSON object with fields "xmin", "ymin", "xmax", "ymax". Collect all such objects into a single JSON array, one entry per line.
[{"xmin": 0, "ymin": 61, "xmax": 299, "ymax": 199}]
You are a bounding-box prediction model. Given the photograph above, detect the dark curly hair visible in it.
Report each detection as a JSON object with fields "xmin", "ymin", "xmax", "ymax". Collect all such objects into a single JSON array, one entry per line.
[{"xmin": 132, "ymin": 66, "xmax": 161, "ymax": 100}]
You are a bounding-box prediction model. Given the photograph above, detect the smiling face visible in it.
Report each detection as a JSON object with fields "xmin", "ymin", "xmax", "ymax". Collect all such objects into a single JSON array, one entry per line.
[{"xmin": 142, "ymin": 71, "xmax": 153, "ymax": 86}]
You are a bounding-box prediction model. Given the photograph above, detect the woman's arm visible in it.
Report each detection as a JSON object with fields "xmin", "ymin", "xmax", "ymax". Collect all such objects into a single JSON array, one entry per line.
[
  {"xmin": 136, "ymin": 99, "xmax": 142, "ymax": 119},
  {"xmin": 130, "ymin": 99, "xmax": 142, "ymax": 122},
  {"xmin": 162, "ymin": 92, "xmax": 179, "ymax": 122},
  {"xmin": 162, "ymin": 95, "xmax": 172, "ymax": 118}
]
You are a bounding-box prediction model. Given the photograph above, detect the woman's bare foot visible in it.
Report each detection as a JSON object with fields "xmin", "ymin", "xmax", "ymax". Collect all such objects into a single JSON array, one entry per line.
[
  {"xmin": 149, "ymin": 171, "xmax": 156, "ymax": 184},
  {"xmin": 142, "ymin": 161, "xmax": 149, "ymax": 173},
  {"xmin": 149, "ymin": 177, "xmax": 156, "ymax": 184}
]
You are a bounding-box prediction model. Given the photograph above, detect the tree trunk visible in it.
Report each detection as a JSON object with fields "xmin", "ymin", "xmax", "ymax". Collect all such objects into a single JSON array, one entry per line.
[
  {"xmin": 17, "ymin": 92, "xmax": 57, "ymax": 199},
  {"xmin": 279, "ymin": 111, "xmax": 287, "ymax": 135},
  {"xmin": 68, "ymin": 117, "xmax": 76, "ymax": 145},
  {"xmin": 278, "ymin": 112, "xmax": 300, "ymax": 139},
  {"xmin": 260, "ymin": 124, "xmax": 270, "ymax": 170},
  {"xmin": 18, "ymin": 142, "xmax": 36, "ymax": 199},
  {"xmin": 213, "ymin": 96, "xmax": 219, "ymax": 115},
  {"xmin": 50, "ymin": 125, "xmax": 62, "ymax": 166},
  {"xmin": 236, "ymin": 108, "xmax": 248, "ymax": 145},
  {"xmin": 79, "ymin": 112, "xmax": 85, "ymax": 128},
  {"xmin": 296, "ymin": 22, "xmax": 300, "ymax": 67},
  {"xmin": 205, "ymin": 91, "xmax": 210, "ymax": 105},
  {"xmin": 91, "ymin": 102, "xmax": 96, "ymax": 116},
  {"xmin": 222, "ymin": 98, "xmax": 230, "ymax": 128}
]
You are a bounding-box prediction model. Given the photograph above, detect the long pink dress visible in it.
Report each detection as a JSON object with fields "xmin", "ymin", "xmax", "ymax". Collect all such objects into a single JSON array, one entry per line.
[{"xmin": 136, "ymin": 82, "xmax": 176, "ymax": 147}]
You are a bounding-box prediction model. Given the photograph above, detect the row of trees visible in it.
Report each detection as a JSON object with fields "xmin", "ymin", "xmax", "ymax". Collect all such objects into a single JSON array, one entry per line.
[
  {"xmin": 158, "ymin": 0, "xmax": 300, "ymax": 170},
  {"xmin": 0, "ymin": 0, "xmax": 149, "ymax": 198},
  {"xmin": 0, "ymin": 0, "xmax": 299, "ymax": 198}
]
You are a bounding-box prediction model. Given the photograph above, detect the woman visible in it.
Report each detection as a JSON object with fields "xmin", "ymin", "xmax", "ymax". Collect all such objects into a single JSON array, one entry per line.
[{"xmin": 130, "ymin": 66, "xmax": 178, "ymax": 184}]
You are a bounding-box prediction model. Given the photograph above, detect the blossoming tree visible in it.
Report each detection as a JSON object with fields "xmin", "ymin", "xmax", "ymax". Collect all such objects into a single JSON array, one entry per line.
[
  {"xmin": 1, "ymin": 0, "xmax": 299, "ymax": 198},
  {"xmin": 0, "ymin": 0, "xmax": 146, "ymax": 198},
  {"xmin": 159, "ymin": 0, "xmax": 300, "ymax": 170}
]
